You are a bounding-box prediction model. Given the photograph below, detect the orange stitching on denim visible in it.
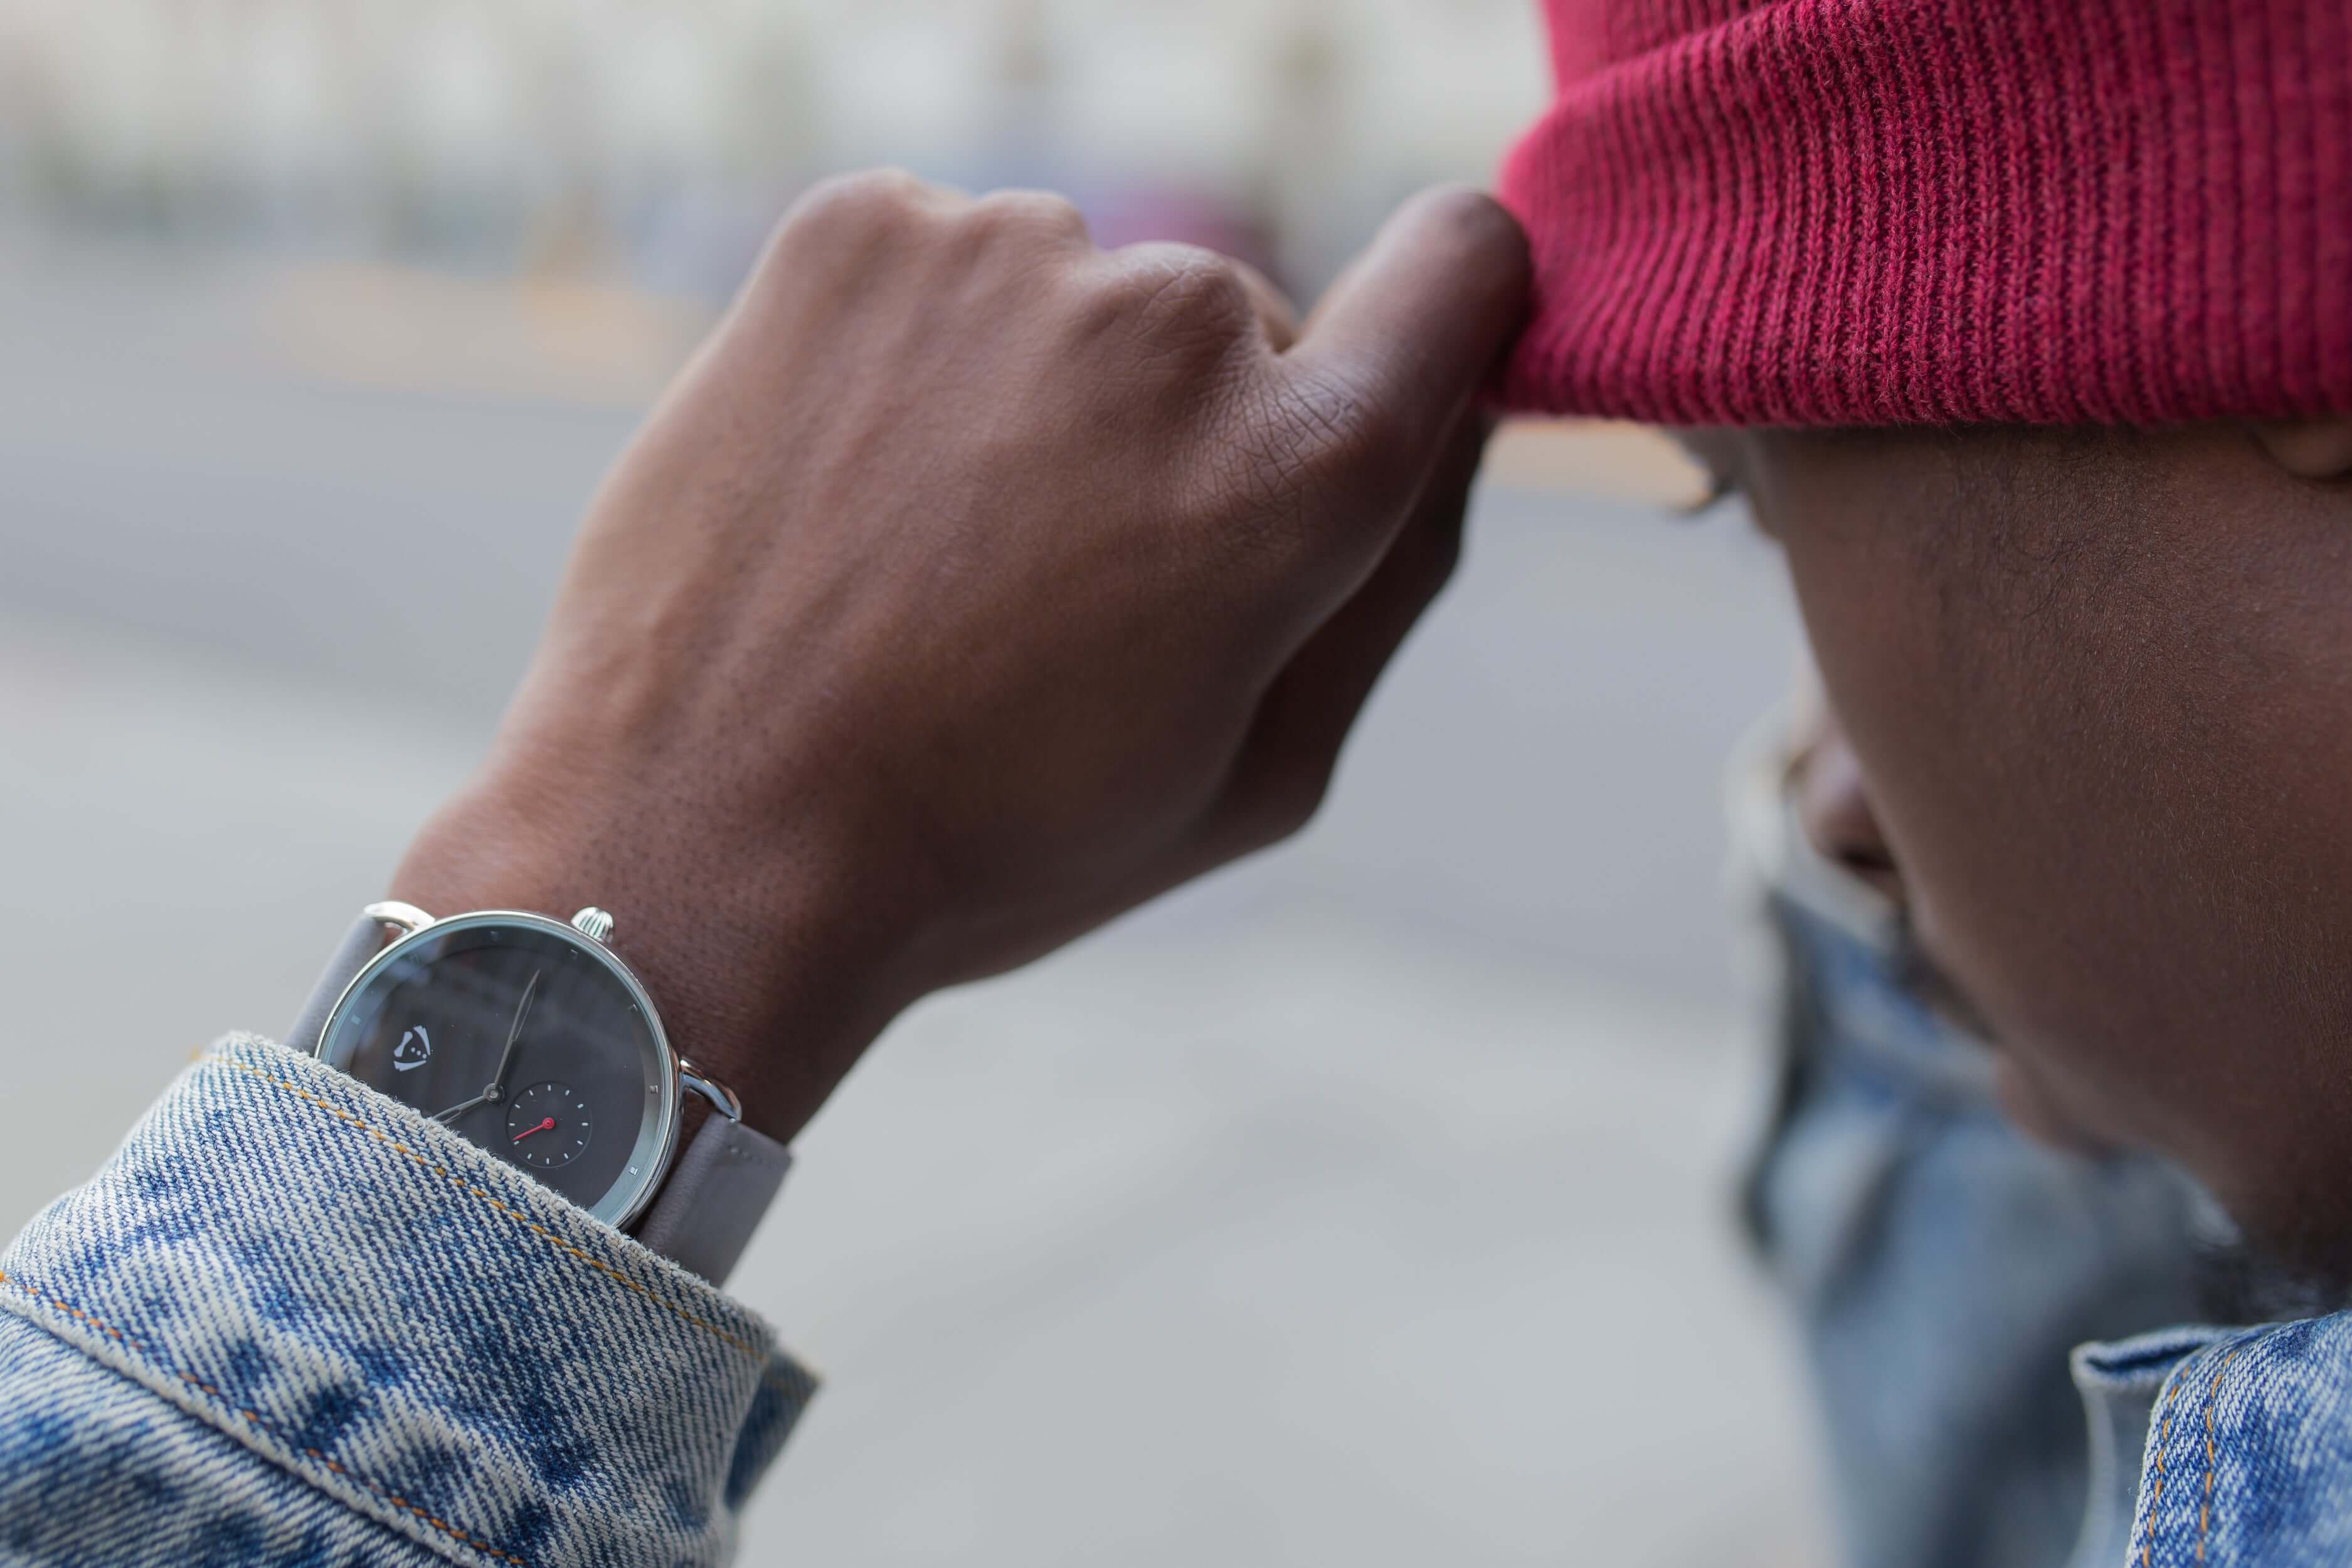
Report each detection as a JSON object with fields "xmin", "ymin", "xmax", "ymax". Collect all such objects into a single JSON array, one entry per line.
[
  {"xmin": 2196, "ymin": 1347, "xmax": 2241, "ymax": 1564},
  {"xmin": 0, "ymin": 1270, "xmax": 526, "ymax": 1566},
  {"xmin": 199, "ymin": 1052, "xmax": 764, "ymax": 1363},
  {"xmin": 2143, "ymin": 1370, "xmax": 2186, "ymax": 1567}
]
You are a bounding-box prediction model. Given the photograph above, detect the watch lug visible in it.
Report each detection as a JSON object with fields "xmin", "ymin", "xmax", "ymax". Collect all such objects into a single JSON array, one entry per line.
[
  {"xmin": 363, "ymin": 901, "xmax": 433, "ymax": 935},
  {"xmin": 677, "ymin": 1059, "xmax": 744, "ymax": 1123}
]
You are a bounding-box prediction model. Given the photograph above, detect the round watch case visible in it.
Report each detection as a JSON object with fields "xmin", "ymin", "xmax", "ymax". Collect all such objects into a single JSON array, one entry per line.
[{"xmin": 313, "ymin": 905, "xmax": 683, "ymax": 1229}]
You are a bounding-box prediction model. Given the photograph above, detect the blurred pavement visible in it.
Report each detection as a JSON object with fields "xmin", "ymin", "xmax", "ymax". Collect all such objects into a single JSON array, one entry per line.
[{"xmin": 0, "ymin": 234, "xmax": 1828, "ymax": 1565}]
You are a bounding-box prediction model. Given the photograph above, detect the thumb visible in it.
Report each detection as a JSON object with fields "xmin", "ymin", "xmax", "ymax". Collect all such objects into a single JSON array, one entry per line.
[{"xmin": 1287, "ymin": 187, "xmax": 1530, "ymax": 465}]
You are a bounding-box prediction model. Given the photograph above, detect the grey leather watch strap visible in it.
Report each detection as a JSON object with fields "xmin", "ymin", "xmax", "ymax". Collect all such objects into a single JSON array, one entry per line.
[
  {"xmin": 288, "ymin": 908, "xmax": 787, "ymax": 1288},
  {"xmin": 634, "ymin": 1116, "xmax": 791, "ymax": 1286},
  {"xmin": 285, "ymin": 911, "xmax": 395, "ymax": 1057}
]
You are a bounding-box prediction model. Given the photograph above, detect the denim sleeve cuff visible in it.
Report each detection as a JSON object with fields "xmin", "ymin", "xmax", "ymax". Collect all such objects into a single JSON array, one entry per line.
[{"xmin": 0, "ymin": 1034, "xmax": 814, "ymax": 1568}]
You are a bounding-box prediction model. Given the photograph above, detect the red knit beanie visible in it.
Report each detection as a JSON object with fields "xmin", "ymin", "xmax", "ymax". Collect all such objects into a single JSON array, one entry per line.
[{"xmin": 1496, "ymin": 0, "xmax": 2351, "ymax": 426}]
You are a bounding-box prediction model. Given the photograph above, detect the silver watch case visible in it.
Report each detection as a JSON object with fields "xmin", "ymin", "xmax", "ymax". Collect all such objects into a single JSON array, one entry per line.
[{"xmin": 313, "ymin": 900, "xmax": 739, "ymax": 1229}]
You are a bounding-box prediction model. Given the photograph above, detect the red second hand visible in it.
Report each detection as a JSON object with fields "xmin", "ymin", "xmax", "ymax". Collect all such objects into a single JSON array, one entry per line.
[{"xmin": 512, "ymin": 1117, "xmax": 556, "ymax": 1143}]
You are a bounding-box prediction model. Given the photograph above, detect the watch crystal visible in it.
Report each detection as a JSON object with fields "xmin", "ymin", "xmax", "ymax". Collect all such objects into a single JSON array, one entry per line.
[{"xmin": 318, "ymin": 914, "xmax": 672, "ymax": 1223}]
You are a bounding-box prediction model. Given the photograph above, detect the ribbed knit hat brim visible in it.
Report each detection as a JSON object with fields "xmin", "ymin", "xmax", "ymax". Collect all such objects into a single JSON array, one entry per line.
[{"xmin": 1497, "ymin": 0, "xmax": 2352, "ymax": 426}]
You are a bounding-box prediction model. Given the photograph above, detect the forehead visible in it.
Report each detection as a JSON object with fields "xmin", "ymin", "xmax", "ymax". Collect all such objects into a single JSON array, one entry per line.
[{"xmin": 1746, "ymin": 426, "xmax": 2324, "ymax": 686}]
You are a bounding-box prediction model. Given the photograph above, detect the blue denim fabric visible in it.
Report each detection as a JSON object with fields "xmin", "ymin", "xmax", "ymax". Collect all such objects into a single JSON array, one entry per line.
[
  {"xmin": 0, "ymin": 1034, "xmax": 812, "ymax": 1568},
  {"xmin": 2069, "ymin": 1330, "xmax": 2215, "ymax": 1568},
  {"xmin": 1732, "ymin": 740, "xmax": 2198, "ymax": 1568},
  {"xmin": 1735, "ymin": 734, "xmax": 2352, "ymax": 1568},
  {"xmin": 2119, "ymin": 1319, "xmax": 2352, "ymax": 1565},
  {"xmin": 1751, "ymin": 894, "xmax": 2207, "ymax": 1568}
]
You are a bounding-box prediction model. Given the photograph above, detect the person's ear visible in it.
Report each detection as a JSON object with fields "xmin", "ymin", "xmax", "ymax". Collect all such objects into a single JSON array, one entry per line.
[
  {"xmin": 1670, "ymin": 428, "xmax": 1772, "ymax": 531},
  {"xmin": 2253, "ymin": 418, "xmax": 2352, "ymax": 480}
]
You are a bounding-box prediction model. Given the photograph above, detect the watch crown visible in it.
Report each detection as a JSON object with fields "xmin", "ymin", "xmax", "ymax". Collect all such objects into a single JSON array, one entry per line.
[{"xmin": 570, "ymin": 906, "xmax": 615, "ymax": 943}]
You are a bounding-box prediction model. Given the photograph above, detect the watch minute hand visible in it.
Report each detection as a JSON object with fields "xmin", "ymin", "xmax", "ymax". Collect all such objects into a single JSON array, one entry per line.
[{"xmin": 485, "ymin": 970, "xmax": 543, "ymax": 1099}]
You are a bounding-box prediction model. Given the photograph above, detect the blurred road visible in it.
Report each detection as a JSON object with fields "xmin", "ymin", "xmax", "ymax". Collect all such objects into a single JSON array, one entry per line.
[{"xmin": 0, "ymin": 233, "xmax": 1827, "ymax": 1565}]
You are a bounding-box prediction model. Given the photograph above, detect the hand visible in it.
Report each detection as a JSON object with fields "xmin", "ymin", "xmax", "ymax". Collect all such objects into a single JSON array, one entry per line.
[{"xmin": 391, "ymin": 171, "xmax": 1528, "ymax": 1141}]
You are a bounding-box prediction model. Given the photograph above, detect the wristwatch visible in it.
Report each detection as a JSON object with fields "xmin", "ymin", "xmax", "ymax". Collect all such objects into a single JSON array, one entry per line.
[{"xmin": 286, "ymin": 901, "xmax": 790, "ymax": 1286}]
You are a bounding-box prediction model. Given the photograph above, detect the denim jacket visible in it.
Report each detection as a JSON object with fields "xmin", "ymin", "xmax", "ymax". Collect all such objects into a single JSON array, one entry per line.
[
  {"xmin": 4, "ymin": 763, "xmax": 2351, "ymax": 1564},
  {"xmin": 0, "ymin": 1034, "xmax": 810, "ymax": 1567}
]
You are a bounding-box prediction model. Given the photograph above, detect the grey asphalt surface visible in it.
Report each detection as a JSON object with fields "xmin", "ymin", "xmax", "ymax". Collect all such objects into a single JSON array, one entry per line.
[{"xmin": 0, "ymin": 231, "xmax": 1827, "ymax": 1565}]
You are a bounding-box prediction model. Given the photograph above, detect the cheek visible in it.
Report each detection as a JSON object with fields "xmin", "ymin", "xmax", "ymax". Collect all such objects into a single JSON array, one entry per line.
[
  {"xmin": 1750, "ymin": 421, "xmax": 2352, "ymax": 1263},
  {"xmin": 1771, "ymin": 501, "xmax": 2352, "ymax": 1184}
]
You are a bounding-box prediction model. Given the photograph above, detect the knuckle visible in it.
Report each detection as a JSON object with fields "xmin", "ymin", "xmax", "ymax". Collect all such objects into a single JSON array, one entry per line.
[
  {"xmin": 1411, "ymin": 184, "xmax": 1532, "ymax": 292},
  {"xmin": 968, "ymin": 189, "xmax": 1089, "ymax": 246},
  {"xmin": 1416, "ymin": 183, "xmax": 1520, "ymax": 250},
  {"xmin": 744, "ymin": 169, "xmax": 949, "ymax": 317},
  {"xmin": 1105, "ymin": 244, "xmax": 1256, "ymax": 340},
  {"xmin": 781, "ymin": 167, "xmax": 938, "ymax": 246}
]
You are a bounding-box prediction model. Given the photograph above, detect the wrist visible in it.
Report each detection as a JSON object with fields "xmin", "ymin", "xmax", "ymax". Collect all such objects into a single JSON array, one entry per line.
[{"xmin": 388, "ymin": 765, "xmax": 920, "ymax": 1144}]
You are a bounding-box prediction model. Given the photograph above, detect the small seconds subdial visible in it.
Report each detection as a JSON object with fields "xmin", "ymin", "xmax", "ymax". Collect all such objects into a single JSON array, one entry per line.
[{"xmin": 504, "ymin": 1081, "xmax": 593, "ymax": 1170}]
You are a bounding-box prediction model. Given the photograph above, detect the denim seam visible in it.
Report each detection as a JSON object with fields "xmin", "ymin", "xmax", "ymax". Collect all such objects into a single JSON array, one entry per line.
[
  {"xmin": 2141, "ymin": 1370, "xmax": 2186, "ymax": 1567},
  {"xmin": 199, "ymin": 1052, "xmax": 764, "ymax": 1364},
  {"xmin": 0, "ymin": 1268, "xmax": 526, "ymax": 1567},
  {"xmin": 2195, "ymin": 1345, "xmax": 2241, "ymax": 1564}
]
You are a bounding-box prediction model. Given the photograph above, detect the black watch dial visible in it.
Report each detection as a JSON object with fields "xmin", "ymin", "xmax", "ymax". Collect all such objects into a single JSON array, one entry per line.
[{"xmin": 317, "ymin": 914, "xmax": 675, "ymax": 1223}]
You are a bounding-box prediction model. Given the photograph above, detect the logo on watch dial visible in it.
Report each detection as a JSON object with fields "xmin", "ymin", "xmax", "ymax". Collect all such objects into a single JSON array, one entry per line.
[{"xmin": 393, "ymin": 1026, "xmax": 432, "ymax": 1071}]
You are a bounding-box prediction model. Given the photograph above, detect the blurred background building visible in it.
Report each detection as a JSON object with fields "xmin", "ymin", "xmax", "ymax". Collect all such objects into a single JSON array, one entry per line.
[
  {"xmin": 0, "ymin": 4, "xmax": 1828, "ymax": 1564},
  {"xmin": 0, "ymin": 0, "xmax": 1549, "ymax": 294}
]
